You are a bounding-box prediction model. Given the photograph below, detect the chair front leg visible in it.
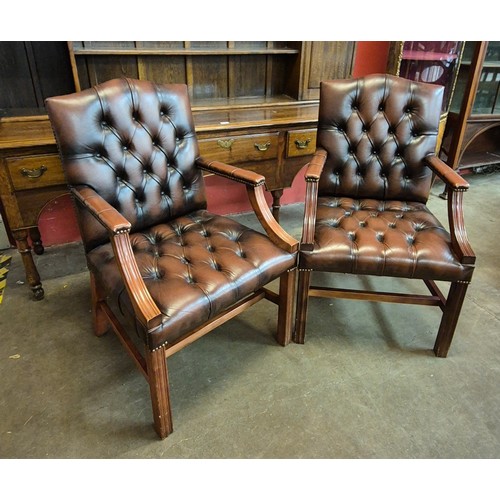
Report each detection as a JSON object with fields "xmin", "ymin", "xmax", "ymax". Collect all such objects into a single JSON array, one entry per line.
[
  {"xmin": 276, "ymin": 268, "xmax": 297, "ymax": 346},
  {"xmin": 434, "ymin": 281, "xmax": 470, "ymax": 358},
  {"xmin": 145, "ymin": 346, "xmax": 173, "ymax": 439},
  {"xmin": 294, "ymin": 269, "xmax": 312, "ymax": 344},
  {"xmin": 90, "ymin": 272, "xmax": 109, "ymax": 337}
]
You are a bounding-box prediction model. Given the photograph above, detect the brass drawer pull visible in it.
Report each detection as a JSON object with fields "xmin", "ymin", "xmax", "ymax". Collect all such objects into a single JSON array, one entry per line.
[
  {"xmin": 21, "ymin": 165, "xmax": 48, "ymax": 178},
  {"xmin": 295, "ymin": 138, "xmax": 311, "ymax": 149},
  {"xmin": 254, "ymin": 141, "xmax": 271, "ymax": 152},
  {"xmin": 217, "ymin": 139, "xmax": 234, "ymax": 150}
]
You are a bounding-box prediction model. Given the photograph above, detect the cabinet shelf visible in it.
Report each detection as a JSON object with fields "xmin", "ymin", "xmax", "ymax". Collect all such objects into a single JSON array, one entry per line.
[
  {"xmin": 191, "ymin": 94, "xmax": 303, "ymax": 111},
  {"xmin": 71, "ymin": 48, "xmax": 300, "ymax": 56},
  {"xmin": 460, "ymin": 60, "xmax": 500, "ymax": 68},
  {"xmin": 401, "ymin": 50, "xmax": 459, "ymax": 62}
]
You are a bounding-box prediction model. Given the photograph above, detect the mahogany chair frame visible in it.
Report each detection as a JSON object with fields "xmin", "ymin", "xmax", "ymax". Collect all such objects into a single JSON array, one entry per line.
[
  {"xmin": 74, "ymin": 159, "xmax": 297, "ymax": 439},
  {"xmin": 294, "ymin": 148, "xmax": 475, "ymax": 358}
]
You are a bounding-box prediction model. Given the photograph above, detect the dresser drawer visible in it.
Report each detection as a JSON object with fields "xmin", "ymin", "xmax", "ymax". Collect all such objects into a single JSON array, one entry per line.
[
  {"xmin": 286, "ymin": 129, "xmax": 317, "ymax": 158},
  {"xmin": 198, "ymin": 132, "xmax": 279, "ymax": 164},
  {"xmin": 6, "ymin": 154, "xmax": 65, "ymax": 191}
]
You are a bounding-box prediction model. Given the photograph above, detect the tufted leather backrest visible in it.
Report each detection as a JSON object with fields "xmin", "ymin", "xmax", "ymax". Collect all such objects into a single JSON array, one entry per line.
[
  {"xmin": 317, "ymin": 74, "xmax": 444, "ymax": 204},
  {"xmin": 46, "ymin": 78, "xmax": 207, "ymax": 251}
]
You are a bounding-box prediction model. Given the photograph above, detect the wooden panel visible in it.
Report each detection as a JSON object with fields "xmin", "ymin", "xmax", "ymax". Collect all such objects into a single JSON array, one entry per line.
[
  {"xmin": 308, "ymin": 41, "xmax": 355, "ymax": 87},
  {"xmin": 6, "ymin": 154, "xmax": 64, "ymax": 190},
  {"xmin": 30, "ymin": 42, "xmax": 75, "ymax": 99},
  {"xmin": 85, "ymin": 55, "xmax": 139, "ymax": 87},
  {"xmin": 191, "ymin": 55, "xmax": 228, "ymax": 100},
  {"xmin": 0, "ymin": 42, "xmax": 38, "ymax": 110},
  {"xmin": 198, "ymin": 132, "xmax": 279, "ymax": 163},
  {"xmin": 300, "ymin": 41, "xmax": 356, "ymax": 100},
  {"xmin": 229, "ymin": 55, "xmax": 266, "ymax": 98},
  {"xmin": 286, "ymin": 129, "xmax": 317, "ymax": 157},
  {"xmin": 138, "ymin": 55, "xmax": 186, "ymax": 84}
]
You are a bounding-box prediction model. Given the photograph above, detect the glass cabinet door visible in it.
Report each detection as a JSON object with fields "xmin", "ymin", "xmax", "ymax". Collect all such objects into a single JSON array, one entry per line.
[
  {"xmin": 450, "ymin": 41, "xmax": 500, "ymax": 116},
  {"xmin": 396, "ymin": 41, "xmax": 464, "ymax": 114}
]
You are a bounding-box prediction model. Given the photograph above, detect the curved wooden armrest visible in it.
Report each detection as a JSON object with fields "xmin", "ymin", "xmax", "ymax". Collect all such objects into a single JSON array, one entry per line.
[
  {"xmin": 301, "ymin": 149, "xmax": 328, "ymax": 250},
  {"xmin": 425, "ymin": 155, "xmax": 469, "ymax": 191},
  {"xmin": 305, "ymin": 148, "xmax": 328, "ymax": 181},
  {"xmin": 72, "ymin": 186, "xmax": 131, "ymax": 233},
  {"xmin": 72, "ymin": 186, "xmax": 162, "ymax": 332},
  {"xmin": 422, "ymin": 157, "xmax": 475, "ymax": 264},
  {"xmin": 196, "ymin": 157, "xmax": 298, "ymax": 253},
  {"xmin": 246, "ymin": 184, "xmax": 298, "ymax": 253},
  {"xmin": 196, "ymin": 157, "xmax": 266, "ymax": 186}
]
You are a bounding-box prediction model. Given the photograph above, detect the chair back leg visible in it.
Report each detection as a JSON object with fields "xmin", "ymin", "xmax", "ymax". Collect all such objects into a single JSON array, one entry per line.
[
  {"xmin": 294, "ymin": 269, "xmax": 312, "ymax": 344},
  {"xmin": 276, "ymin": 268, "xmax": 297, "ymax": 346},
  {"xmin": 434, "ymin": 281, "xmax": 470, "ymax": 358},
  {"xmin": 145, "ymin": 347, "xmax": 173, "ymax": 439},
  {"xmin": 90, "ymin": 272, "xmax": 109, "ymax": 337}
]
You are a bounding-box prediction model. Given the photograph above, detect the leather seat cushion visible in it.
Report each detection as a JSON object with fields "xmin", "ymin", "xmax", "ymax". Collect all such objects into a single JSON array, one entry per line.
[
  {"xmin": 300, "ymin": 196, "xmax": 473, "ymax": 282},
  {"xmin": 87, "ymin": 209, "xmax": 295, "ymax": 350}
]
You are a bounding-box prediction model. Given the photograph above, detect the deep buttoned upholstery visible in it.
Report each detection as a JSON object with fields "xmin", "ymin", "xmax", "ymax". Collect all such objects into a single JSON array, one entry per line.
[
  {"xmin": 302, "ymin": 196, "xmax": 472, "ymax": 282},
  {"xmin": 86, "ymin": 209, "xmax": 294, "ymax": 350},
  {"xmin": 316, "ymin": 74, "xmax": 442, "ymax": 203},
  {"xmin": 46, "ymin": 79, "xmax": 207, "ymax": 252},
  {"xmin": 46, "ymin": 78, "xmax": 297, "ymax": 439},
  {"xmin": 295, "ymin": 74, "xmax": 475, "ymax": 358}
]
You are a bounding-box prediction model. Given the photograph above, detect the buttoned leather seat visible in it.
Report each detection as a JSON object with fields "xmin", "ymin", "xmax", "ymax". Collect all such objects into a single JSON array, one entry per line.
[
  {"xmin": 295, "ymin": 74, "xmax": 475, "ymax": 357},
  {"xmin": 46, "ymin": 78, "xmax": 297, "ymax": 439}
]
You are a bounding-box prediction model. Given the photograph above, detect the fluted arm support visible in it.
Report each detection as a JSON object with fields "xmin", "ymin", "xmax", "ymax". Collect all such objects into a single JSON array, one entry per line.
[
  {"xmin": 197, "ymin": 157, "xmax": 298, "ymax": 253},
  {"xmin": 71, "ymin": 186, "xmax": 163, "ymax": 331},
  {"xmin": 424, "ymin": 155, "xmax": 475, "ymax": 265},
  {"xmin": 300, "ymin": 148, "xmax": 327, "ymax": 251}
]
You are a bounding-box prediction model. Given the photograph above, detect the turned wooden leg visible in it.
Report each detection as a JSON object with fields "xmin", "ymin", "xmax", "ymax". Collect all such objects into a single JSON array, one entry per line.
[
  {"xmin": 271, "ymin": 189, "xmax": 283, "ymax": 222},
  {"xmin": 13, "ymin": 228, "xmax": 44, "ymax": 300},
  {"xmin": 434, "ymin": 281, "xmax": 469, "ymax": 358},
  {"xmin": 294, "ymin": 269, "xmax": 312, "ymax": 344},
  {"xmin": 145, "ymin": 347, "xmax": 173, "ymax": 439},
  {"xmin": 276, "ymin": 268, "xmax": 297, "ymax": 346},
  {"xmin": 29, "ymin": 226, "xmax": 44, "ymax": 255},
  {"xmin": 90, "ymin": 272, "xmax": 109, "ymax": 337}
]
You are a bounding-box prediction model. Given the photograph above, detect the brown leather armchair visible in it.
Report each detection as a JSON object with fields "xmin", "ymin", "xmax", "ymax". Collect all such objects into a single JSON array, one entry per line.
[
  {"xmin": 294, "ymin": 74, "xmax": 475, "ymax": 357},
  {"xmin": 46, "ymin": 78, "xmax": 298, "ymax": 439}
]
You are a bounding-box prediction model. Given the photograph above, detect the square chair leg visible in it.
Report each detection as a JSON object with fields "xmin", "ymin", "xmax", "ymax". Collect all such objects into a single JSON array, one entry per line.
[
  {"xmin": 434, "ymin": 281, "xmax": 470, "ymax": 358},
  {"xmin": 145, "ymin": 347, "xmax": 173, "ymax": 439}
]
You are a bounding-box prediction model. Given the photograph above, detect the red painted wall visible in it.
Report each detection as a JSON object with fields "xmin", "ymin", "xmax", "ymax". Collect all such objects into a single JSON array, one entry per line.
[
  {"xmin": 36, "ymin": 41, "xmax": 391, "ymax": 247},
  {"xmin": 352, "ymin": 41, "xmax": 391, "ymax": 77}
]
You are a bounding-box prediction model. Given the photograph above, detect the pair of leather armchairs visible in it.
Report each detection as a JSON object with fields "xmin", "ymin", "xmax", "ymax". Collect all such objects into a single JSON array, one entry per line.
[{"xmin": 46, "ymin": 75, "xmax": 474, "ymax": 439}]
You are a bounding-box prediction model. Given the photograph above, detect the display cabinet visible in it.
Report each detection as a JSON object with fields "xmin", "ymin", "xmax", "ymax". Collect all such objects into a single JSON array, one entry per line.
[
  {"xmin": 0, "ymin": 40, "xmax": 356, "ymax": 300},
  {"xmin": 387, "ymin": 41, "xmax": 464, "ymax": 149},
  {"xmin": 439, "ymin": 41, "xmax": 500, "ymax": 174}
]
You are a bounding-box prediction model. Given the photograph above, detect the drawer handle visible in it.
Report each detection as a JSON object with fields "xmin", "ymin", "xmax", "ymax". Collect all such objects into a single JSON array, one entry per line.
[
  {"xmin": 254, "ymin": 141, "xmax": 271, "ymax": 152},
  {"xmin": 21, "ymin": 165, "xmax": 48, "ymax": 179},
  {"xmin": 217, "ymin": 139, "xmax": 234, "ymax": 150},
  {"xmin": 295, "ymin": 139, "xmax": 311, "ymax": 150}
]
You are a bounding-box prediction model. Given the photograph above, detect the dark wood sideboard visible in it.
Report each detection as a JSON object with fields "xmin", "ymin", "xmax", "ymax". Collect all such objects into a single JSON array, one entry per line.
[
  {"xmin": 1, "ymin": 40, "xmax": 356, "ymax": 299},
  {"xmin": 0, "ymin": 102, "xmax": 319, "ymax": 300}
]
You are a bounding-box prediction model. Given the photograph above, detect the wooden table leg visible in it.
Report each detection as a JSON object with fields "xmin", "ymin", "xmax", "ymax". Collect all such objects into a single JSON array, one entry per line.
[
  {"xmin": 271, "ymin": 189, "xmax": 283, "ymax": 222},
  {"xmin": 29, "ymin": 226, "xmax": 45, "ymax": 255},
  {"xmin": 13, "ymin": 228, "xmax": 44, "ymax": 300}
]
